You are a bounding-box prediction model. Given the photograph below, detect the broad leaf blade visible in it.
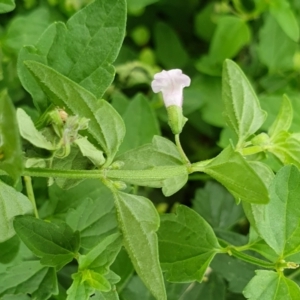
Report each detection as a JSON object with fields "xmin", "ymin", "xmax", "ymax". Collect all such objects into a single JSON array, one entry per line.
[
  {"xmin": 66, "ymin": 197, "xmax": 118, "ymax": 251},
  {"xmin": 113, "ymin": 191, "xmax": 166, "ymax": 300},
  {"xmin": 0, "ymin": 181, "xmax": 33, "ymax": 242},
  {"xmin": 243, "ymin": 165, "xmax": 300, "ymax": 257},
  {"xmin": 192, "ymin": 181, "xmax": 244, "ymax": 229},
  {"xmin": 13, "ymin": 216, "xmax": 80, "ymax": 268},
  {"xmin": 222, "ymin": 59, "xmax": 267, "ymax": 145},
  {"xmin": 0, "ymin": 90, "xmax": 23, "ymax": 181},
  {"xmin": 243, "ymin": 270, "xmax": 300, "ymax": 299},
  {"xmin": 0, "ymin": 261, "xmax": 58, "ymax": 299},
  {"xmin": 158, "ymin": 205, "xmax": 221, "ymax": 282},
  {"xmin": 18, "ymin": 0, "xmax": 126, "ymax": 111},
  {"xmin": 203, "ymin": 146, "xmax": 269, "ymax": 204},
  {"xmin": 118, "ymin": 93, "xmax": 160, "ymax": 155},
  {"xmin": 24, "ymin": 60, "xmax": 125, "ymax": 163}
]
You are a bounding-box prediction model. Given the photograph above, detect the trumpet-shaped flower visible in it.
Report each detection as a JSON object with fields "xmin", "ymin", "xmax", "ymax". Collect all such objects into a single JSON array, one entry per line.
[{"xmin": 151, "ymin": 69, "xmax": 191, "ymax": 107}]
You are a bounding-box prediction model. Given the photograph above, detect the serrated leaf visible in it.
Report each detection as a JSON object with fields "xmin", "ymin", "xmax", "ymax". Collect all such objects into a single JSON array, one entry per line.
[
  {"xmin": 158, "ymin": 205, "xmax": 221, "ymax": 282},
  {"xmin": 0, "ymin": 0, "xmax": 15, "ymax": 13},
  {"xmin": 243, "ymin": 270, "xmax": 300, "ymax": 299},
  {"xmin": 16, "ymin": 108, "xmax": 56, "ymax": 150},
  {"xmin": 0, "ymin": 181, "xmax": 33, "ymax": 242},
  {"xmin": 66, "ymin": 197, "xmax": 118, "ymax": 251},
  {"xmin": 243, "ymin": 165, "xmax": 300, "ymax": 257},
  {"xmin": 113, "ymin": 191, "xmax": 166, "ymax": 300},
  {"xmin": 18, "ymin": 0, "xmax": 126, "ymax": 111},
  {"xmin": 0, "ymin": 261, "xmax": 58, "ymax": 299},
  {"xmin": 203, "ymin": 146, "xmax": 269, "ymax": 204},
  {"xmin": 268, "ymin": 95, "xmax": 293, "ymax": 137},
  {"xmin": 24, "ymin": 60, "xmax": 125, "ymax": 164},
  {"xmin": 13, "ymin": 216, "xmax": 80, "ymax": 268},
  {"xmin": 192, "ymin": 181, "xmax": 244, "ymax": 229},
  {"xmin": 0, "ymin": 90, "xmax": 23, "ymax": 181},
  {"xmin": 270, "ymin": 0, "xmax": 299, "ymax": 42},
  {"xmin": 118, "ymin": 93, "xmax": 160, "ymax": 155},
  {"xmin": 222, "ymin": 59, "xmax": 267, "ymax": 145}
]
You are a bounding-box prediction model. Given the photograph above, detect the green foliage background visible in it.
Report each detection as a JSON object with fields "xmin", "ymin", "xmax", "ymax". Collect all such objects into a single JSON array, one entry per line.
[{"xmin": 1, "ymin": 0, "xmax": 300, "ymax": 299}]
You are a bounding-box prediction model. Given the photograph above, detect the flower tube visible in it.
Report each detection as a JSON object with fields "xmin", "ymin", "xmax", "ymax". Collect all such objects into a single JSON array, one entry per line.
[{"xmin": 151, "ymin": 69, "xmax": 190, "ymax": 134}]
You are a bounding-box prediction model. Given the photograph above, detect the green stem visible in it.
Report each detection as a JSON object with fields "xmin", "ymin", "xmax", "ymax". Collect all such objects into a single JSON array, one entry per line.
[
  {"xmin": 228, "ymin": 247, "xmax": 276, "ymax": 269},
  {"xmin": 23, "ymin": 165, "xmax": 189, "ymax": 181},
  {"xmin": 24, "ymin": 176, "xmax": 39, "ymax": 218},
  {"xmin": 175, "ymin": 134, "xmax": 190, "ymax": 165}
]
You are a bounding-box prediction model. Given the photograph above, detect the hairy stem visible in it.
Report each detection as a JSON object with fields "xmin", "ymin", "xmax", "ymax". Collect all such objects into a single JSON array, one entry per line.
[{"xmin": 24, "ymin": 176, "xmax": 39, "ymax": 218}]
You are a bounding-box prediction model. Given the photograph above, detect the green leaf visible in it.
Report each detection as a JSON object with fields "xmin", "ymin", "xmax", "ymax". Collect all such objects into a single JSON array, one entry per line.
[
  {"xmin": 243, "ymin": 165, "xmax": 300, "ymax": 257},
  {"xmin": 0, "ymin": 180, "xmax": 33, "ymax": 242},
  {"xmin": 258, "ymin": 14, "xmax": 297, "ymax": 72},
  {"xmin": 115, "ymin": 136, "xmax": 188, "ymax": 196},
  {"xmin": 118, "ymin": 93, "xmax": 160, "ymax": 155},
  {"xmin": 3, "ymin": 7, "xmax": 59, "ymax": 54},
  {"xmin": 111, "ymin": 248, "xmax": 134, "ymax": 292},
  {"xmin": 268, "ymin": 132, "xmax": 300, "ymax": 169},
  {"xmin": 0, "ymin": 90, "xmax": 23, "ymax": 181},
  {"xmin": 154, "ymin": 22, "xmax": 188, "ymax": 69},
  {"xmin": 209, "ymin": 16, "xmax": 251, "ymax": 63},
  {"xmin": 113, "ymin": 191, "xmax": 166, "ymax": 300},
  {"xmin": 24, "ymin": 61, "xmax": 125, "ymax": 164},
  {"xmin": 243, "ymin": 270, "xmax": 300, "ymax": 299},
  {"xmin": 0, "ymin": 235, "xmax": 20, "ymax": 264},
  {"xmin": 211, "ymin": 254, "xmax": 257, "ymax": 294},
  {"xmin": 18, "ymin": 0, "xmax": 126, "ymax": 111},
  {"xmin": 158, "ymin": 205, "xmax": 221, "ymax": 282},
  {"xmin": 203, "ymin": 146, "xmax": 269, "ymax": 204},
  {"xmin": 69, "ymin": 234, "xmax": 122, "ymax": 294},
  {"xmin": 270, "ymin": 0, "xmax": 299, "ymax": 42},
  {"xmin": 192, "ymin": 181, "xmax": 244, "ymax": 229},
  {"xmin": 66, "ymin": 272, "xmax": 94, "ymax": 300},
  {"xmin": 51, "ymin": 147, "xmax": 91, "ymax": 190},
  {"xmin": 13, "ymin": 216, "xmax": 80, "ymax": 268},
  {"xmin": 66, "ymin": 197, "xmax": 118, "ymax": 251},
  {"xmin": 0, "ymin": 0, "xmax": 15, "ymax": 13},
  {"xmin": 0, "ymin": 261, "xmax": 58, "ymax": 299},
  {"xmin": 16, "ymin": 108, "xmax": 56, "ymax": 150},
  {"xmin": 268, "ymin": 95, "xmax": 293, "ymax": 137},
  {"xmin": 222, "ymin": 59, "xmax": 267, "ymax": 145},
  {"xmin": 79, "ymin": 233, "xmax": 122, "ymax": 273},
  {"xmin": 74, "ymin": 137, "xmax": 106, "ymax": 167}
]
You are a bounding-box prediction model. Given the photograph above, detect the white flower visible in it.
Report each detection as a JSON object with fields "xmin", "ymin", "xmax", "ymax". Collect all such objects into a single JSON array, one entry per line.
[{"xmin": 151, "ymin": 69, "xmax": 191, "ymax": 107}]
